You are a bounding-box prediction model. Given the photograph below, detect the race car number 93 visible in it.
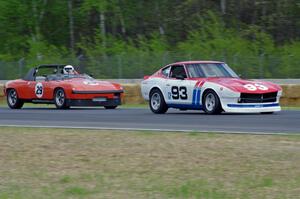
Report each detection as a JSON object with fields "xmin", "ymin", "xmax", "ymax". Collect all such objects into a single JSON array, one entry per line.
[
  {"xmin": 243, "ymin": 83, "xmax": 268, "ymax": 91},
  {"xmin": 172, "ymin": 86, "xmax": 187, "ymax": 100}
]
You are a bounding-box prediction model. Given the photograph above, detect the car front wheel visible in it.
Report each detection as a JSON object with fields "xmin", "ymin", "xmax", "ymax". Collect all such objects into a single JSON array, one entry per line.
[
  {"xmin": 203, "ymin": 90, "xmax": 222, "ymax": 114},
  {"xmin": 7, "ymin": 89, "xmax": 24, "ymax": 109},
  {"xmin": 54, "ymin": 89, "xmax": 69, "ymax": 109},
  {"xmin": 149, "ymin": 89, "xmax": 168, "ymax": 114}
]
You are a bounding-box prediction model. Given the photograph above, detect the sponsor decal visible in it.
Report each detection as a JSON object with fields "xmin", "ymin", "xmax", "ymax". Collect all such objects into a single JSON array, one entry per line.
[
  {"xmin": 168, "ymin": 92, "xmax": 172, "ymax": 100},
  {"xmin": 35, "ymin": 82, "xmax": 43, "ymax": 98}
]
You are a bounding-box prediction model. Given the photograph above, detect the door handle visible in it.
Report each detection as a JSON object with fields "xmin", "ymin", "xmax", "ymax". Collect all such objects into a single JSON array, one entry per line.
[{"xmin": 166, "ymin": 84, "xmax": 170, "ymax": 86}]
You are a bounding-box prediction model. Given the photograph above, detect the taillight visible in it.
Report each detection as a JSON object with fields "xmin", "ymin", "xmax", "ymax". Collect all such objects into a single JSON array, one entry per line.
[{"xmin": 114, "ymin": 93, "xmax": 120, "ymax": 99}]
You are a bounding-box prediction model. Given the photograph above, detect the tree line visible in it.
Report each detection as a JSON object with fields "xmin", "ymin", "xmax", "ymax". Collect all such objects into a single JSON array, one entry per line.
[{"xmin": 0, "ymin": 0, "xmax": 299, "ymax": 79}]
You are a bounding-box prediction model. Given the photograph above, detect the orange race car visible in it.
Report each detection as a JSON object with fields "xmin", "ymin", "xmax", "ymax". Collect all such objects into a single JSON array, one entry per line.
[{"xmin": 4, "ymin": 64, "xmax": 124, "ymax": 109}]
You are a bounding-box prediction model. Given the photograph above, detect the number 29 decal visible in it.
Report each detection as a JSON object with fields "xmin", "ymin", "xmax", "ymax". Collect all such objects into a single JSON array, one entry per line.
[
  {"xmin": 243, "ymin": 83, "xmax": 268, "ymax": 91},
  {"xmin": 35, "ymin": 82, "xmax": 43, "ymax": 98},
  {"xmin": 171, "ymin": 86, "xmax": 188, "ymax": 100}
]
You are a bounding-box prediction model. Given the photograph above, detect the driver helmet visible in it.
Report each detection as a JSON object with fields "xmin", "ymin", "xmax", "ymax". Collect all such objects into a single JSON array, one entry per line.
[{"xmin": 63, "ymin": 65, "xmax": 75, "ymax": 75}]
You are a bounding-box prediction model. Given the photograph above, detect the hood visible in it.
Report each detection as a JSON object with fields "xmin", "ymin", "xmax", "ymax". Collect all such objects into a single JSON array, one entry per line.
[
  {"xmin": 65, "ymin": 78, "xmax": 122, "ymax": 91},
  {"xmin": 206, "ymin": 78, "xmax": 281, "ymax": 93}
]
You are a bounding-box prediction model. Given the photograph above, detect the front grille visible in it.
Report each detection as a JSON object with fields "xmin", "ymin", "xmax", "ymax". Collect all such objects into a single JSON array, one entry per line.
[{"xmin": 239, "ymin": 92, "xmax": 277, "ymax": 103}]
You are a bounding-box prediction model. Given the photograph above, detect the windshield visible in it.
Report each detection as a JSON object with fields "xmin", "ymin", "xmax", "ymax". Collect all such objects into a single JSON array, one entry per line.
[
  {"xmin": 62, "ymin": 74, "xmax": 93, "ymax": 80},
  {"xmin": 186, "ymin": 63, "xmax": 238, "ymax": 78},
  {"xmin": 45, "ymin": 73, "xmax": 94, "ymax": 81}
]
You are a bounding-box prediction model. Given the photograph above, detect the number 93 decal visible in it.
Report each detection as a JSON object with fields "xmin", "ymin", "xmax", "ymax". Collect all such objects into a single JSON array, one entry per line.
[
  {"xmin": 171, "ymin": 86, "xmax": 188, "ymax": 100},
  {"xmin": 243, "ymin": 83, "xmax": 268, "ymax": 91}
]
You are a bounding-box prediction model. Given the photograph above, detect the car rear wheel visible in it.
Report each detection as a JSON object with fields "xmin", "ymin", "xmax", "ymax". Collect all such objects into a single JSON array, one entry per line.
[
  {"xmin": 7, "ymin": 89, "xmax": 24, "ymax": 109},
  {"xmin": 54, "ymin": 89, "xmax": 69, "ymax": 109},
  {"xmin": 203, "ymin": 90, "xmax": 222, "ymax": 114},
  {"xmin": 105, "ymin": 106, "xmax": 117, "ymax": 109},
  {"xmin": 149, "ymin": 89, "xmax": 168, "ymax": 114}
]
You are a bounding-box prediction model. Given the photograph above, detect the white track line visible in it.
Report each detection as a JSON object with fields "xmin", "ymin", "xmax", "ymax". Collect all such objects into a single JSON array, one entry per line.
[{"xmin": 0, "ymin": 124, "xmax": 295, "ymax": 136}]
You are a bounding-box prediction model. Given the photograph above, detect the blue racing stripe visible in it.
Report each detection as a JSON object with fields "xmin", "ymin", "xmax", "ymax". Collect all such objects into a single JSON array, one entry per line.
[
  {"xmin": 196, "ymin": 89, "xmax": 201, "ymax": 106},
  {"xmin": 168, "ymin": 103, "xmax": 203, "ymax": 110},
  {"xmin": 192, "ymin": 89, "xmax": 197, "ymax": 105}
]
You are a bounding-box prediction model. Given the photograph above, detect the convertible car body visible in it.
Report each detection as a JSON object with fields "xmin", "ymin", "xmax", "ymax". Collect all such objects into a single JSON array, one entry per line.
[
  {"xmin": 4, "ymin": 64, "xmax": 124, "ymax": 109},
  {"xmin": 141, "ymin": 61, "xmax": 282, "ymax": 114}
]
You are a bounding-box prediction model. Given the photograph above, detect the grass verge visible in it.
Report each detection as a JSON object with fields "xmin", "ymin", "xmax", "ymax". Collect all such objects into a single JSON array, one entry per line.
[{"xmin": 0, "ymin": 127, "xmax": 300, "ymax": 198}]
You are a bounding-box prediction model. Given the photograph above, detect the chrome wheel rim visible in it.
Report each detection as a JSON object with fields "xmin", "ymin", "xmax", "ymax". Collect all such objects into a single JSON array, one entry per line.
[
  {"xmin": 8, "ymin": 90, "xmax": 17, "ymax": 106},
  {"xmin": 55, "ymin": 90, "xmax": 65, "ymax": 106},
  {"xmin": 151, "ymin": 93, "xmax": 161, "ymax": 110},
  {"xmin": 205, "ymin": 93, "xmax": 216, "ymax": 112}
]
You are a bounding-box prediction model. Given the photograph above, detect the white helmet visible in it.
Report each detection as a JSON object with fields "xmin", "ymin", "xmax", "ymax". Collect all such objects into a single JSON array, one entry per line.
[{"xmin": 63, "ymin": 65, "xmax": 75, "ymax": 74}]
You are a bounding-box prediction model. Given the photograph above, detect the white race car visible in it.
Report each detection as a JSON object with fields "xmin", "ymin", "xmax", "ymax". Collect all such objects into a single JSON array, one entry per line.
[{"xmin": 141, "ymin": 61, "xmax": 282, "ymax": 114}]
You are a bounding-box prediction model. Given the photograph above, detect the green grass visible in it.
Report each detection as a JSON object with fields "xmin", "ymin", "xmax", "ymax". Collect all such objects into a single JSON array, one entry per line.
[
  {"xmin": 282, "ymin": 106, "xmax": 300, "ymax": 110},
  {"xmin": 120, "ymin": 103, "xmax": 148, "ymax": 108},
  {"xmin": 0, "ymin": 127, "xmax": 300, "ymax": 198}
]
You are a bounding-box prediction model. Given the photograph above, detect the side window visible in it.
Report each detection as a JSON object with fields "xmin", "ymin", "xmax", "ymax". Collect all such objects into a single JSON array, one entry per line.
[
  {"xmin": 35, "ymin": 69, "xmax": 46, "ymax": 82},
  {"xmin": 162, "ymin": 66, "xmax": 171, "ymax": 77},
  {"xmin": 35, "ymin": 67, "xmax": 57, "ymax": 82},
  {"xmin": 170, "ymin": 65, "xmax": 187, "ymax": 78}
]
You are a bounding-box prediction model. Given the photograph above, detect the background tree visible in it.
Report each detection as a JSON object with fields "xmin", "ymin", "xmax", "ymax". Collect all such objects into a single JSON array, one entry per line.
[{"xmin": 0, "ymin": 0, "xmax": 299, "ymax": 79}]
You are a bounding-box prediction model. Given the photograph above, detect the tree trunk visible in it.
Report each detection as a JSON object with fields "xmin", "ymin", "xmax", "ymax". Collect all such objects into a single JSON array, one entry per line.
[
  {"xmin": 99, "ymin": 12, "xmax": 106, "ymax": 50},
  {"xmin": 68, "ymin": 0, "xmax": 75, "ymax": 52},
  {"xmin": 119, "ymin": 13, "xmax": 126, "ymax": 35},
  {"xmin": 220, "ymin": 0, "xmax": 226, "ymax": 14},
  {"xmin": 31, "ymin": 1, "xmax": 40, "ymax": 41},
  {"xmin": 31, "ymin": 0, "xmax": 48, "ymax": 41},
  {"xmin": 117, "ymin": 0, "xmax": 126, "ymax": 35},
  {"xmin": 156, "ymin": 1, "xmax": 165, "ymax": 35}
]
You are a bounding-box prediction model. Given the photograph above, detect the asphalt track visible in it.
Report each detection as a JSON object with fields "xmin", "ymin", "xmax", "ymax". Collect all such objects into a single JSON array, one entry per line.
[{"xmin": 0, "ymin": 107, "xmax": 299, "ymax": 134}]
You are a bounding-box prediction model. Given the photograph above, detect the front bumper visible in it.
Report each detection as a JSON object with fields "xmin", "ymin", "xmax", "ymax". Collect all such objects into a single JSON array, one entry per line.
[
  {"xmin": 66, "ymin": 98, "xmax": 121, "ymax": 107},
  {"xmin": 223, "ymin": 102, "xmax": 281, "ymax": 113}
]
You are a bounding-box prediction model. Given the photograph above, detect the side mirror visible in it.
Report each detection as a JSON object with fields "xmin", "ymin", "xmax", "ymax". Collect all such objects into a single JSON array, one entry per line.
[{"xmin": 175, "ymin": 74, "xmax": 185, "ymax": 80}]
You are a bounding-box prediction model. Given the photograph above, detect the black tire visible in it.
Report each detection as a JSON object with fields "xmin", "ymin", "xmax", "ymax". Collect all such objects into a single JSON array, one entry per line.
[
  {"xmin": 105, "ymin": 106, "xmax": 117, "ymax": 109},
  {"xmin": 203, "ymin": 90, "xmax": 222, "ymax": 114},
  {"xmin": 7, "ymin": 89, "xmax": 24, "ymax": 109},
  {"xmin": 54, "ymin": 89, "xmax": 69, "ymax": 109},
  {"xmin": 149, "ymin": 89, "xmax": 168, "ymax": 114}
]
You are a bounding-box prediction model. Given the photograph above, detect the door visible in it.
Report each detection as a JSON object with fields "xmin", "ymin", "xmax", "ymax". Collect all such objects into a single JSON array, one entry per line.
[
  {"xmin": 26, "ymin": 77, "xmax": 48, "ymax": 99},
  {"xmin": 29, "ymin": 68, "xmax": 53, "ymax": 100},
  {"xmin": 164, "ymin": 65, "xmax": 194, "ymax": 105}
]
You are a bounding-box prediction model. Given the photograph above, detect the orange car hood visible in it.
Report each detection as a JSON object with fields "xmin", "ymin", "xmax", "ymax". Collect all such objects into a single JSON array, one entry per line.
[{"xmin": 64, "ymin": 78, "xmax": 120, "ymax": 91}]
